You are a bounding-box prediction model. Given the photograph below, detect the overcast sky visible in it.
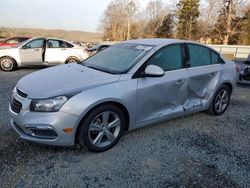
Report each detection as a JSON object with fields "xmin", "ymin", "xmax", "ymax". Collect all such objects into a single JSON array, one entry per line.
[
  {"xmin": 1, "ymin": 0, "xmax": 248, "ymax": 32},
  {"xmin": 0, "ymin": 0, "xmax": 155, "ymax": 32}
]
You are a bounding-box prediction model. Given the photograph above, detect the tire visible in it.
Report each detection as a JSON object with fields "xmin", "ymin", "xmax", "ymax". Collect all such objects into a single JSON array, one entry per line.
[
  {"xmin": 0, "ymin": 57, "xmax": 17, "ymax": 71},
  {"xmin": 65, "ymin": 57, "xmax": 79, "ymax": 64},
  {"xmin": 78, "ymin": 104, "xmax": 125, "ymax": 152},
  {"xmin": 208, "ymin": 85, "xmax": 231, "ymax": 116}
]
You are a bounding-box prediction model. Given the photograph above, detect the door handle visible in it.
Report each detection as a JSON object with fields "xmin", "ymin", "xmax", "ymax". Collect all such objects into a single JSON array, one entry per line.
[
  {"xmin": 175, "ymin": 79, "xmax": 185, "ymax": 85},
  {"xmin": 33, "ymin": 49, "xmax": 39, "ymax": 51},
  {"xmin": 209, "ymin": 72, "xmax": 216, "ymax": 77},
  {"xmin": 61, "ymin": 48, "xmax": 67, "ymax": 51}
]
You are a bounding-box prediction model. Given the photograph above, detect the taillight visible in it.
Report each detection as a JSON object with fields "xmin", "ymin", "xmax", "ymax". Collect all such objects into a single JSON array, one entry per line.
[
  {"xmin": 235, "ymin": 65, "xmax": 240, "ymax": 72},
  {"xmin": 83, "ymin": 49, "xmax": 88, "ymax": 53}
]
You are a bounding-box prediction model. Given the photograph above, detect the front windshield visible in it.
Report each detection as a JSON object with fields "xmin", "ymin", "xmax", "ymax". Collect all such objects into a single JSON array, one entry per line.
[{"xmin": 83, "ymin": 43, "xmax": 154, "ymax": 74}]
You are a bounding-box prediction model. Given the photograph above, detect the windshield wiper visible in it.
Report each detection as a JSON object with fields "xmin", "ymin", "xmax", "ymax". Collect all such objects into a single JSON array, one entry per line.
[{"xmin": 84, "ymin": 64, "xmax": 116, "ymax": 74}]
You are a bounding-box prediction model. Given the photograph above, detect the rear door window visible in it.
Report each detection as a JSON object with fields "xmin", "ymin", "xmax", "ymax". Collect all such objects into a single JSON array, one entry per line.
[
  {"xmin": 211, "ymin": 50, "xmax": 220, "ymax": 64},
  {"xmin": 47, "ymin": 40, "xmax": 60, "ymax": 48},
  {"xmin": 47, "ymin": 40, "xmax": 71, "ymax": 48},
  {"xmin": 188, "ymin": 44, "xmax": 211, "ymax": 67}
]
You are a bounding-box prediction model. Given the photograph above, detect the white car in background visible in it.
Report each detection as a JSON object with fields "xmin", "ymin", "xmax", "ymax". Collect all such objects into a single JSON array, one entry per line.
[{"xmin": 0, "ymin": 37, "xmax": 89, "ymax": 71}]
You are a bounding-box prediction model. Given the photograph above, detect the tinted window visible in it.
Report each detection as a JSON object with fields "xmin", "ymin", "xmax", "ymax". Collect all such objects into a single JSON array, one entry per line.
[
  {"xmin": 65, "ymin": 42, "xmax": 74, "ymax": 48},
  {"xmin": 84, "ymin": 43, "xmax": 153, "ymax": 73},
  {"xmin": 47, "ymin": 40, "xmax": 60, "ymax": 48},
  {"xmin": 47, "ymin": 40, "xmax": 69, "ymax": 48},
  {"xmin": 211, "ymin": 51, "xmax": 220, "ymax": 64},
  {"xmin": 25, "ymin": 39, "xmax": 44, "ymax": 48},
  {"xmin": 18, "ymin": 37, "xmax": 29, "ymax": 43},
  {"xmin": 147, "ymin": 44, "xmax": 183, "ymax": 71},
  {"xmin": 188, "ymin": 44, "xmax": 210, "ymax": 67}
]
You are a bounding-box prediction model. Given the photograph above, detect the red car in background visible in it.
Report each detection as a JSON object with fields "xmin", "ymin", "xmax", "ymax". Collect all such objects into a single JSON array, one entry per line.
[{"xmin": 0, "ymin": 36, "xmax": 31, "ymax": 47}]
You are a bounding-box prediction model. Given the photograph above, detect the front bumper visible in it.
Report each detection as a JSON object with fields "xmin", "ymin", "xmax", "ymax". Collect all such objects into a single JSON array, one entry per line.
[{"xmin": 9, "ymin": 92, "xmax": 80, "ymax": 146}]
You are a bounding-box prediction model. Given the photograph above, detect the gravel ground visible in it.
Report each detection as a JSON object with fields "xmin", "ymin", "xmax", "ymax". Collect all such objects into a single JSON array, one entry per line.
[{"xmin": 0, "ymin": 68, "xmax": 250, "ymax": 188}]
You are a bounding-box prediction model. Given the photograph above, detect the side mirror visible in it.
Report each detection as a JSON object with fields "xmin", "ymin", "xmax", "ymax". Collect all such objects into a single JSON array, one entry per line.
[
  {"xmin": 144, "ymin": 65, "xmax": 165, "ymax": 77},
  {"xmin": 21, "ymin": 45, "xmax": 27, "ymax": 49}
]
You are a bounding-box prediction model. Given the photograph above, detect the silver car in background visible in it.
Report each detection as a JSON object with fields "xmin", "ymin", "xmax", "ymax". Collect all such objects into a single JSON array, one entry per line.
[
  {"xmin": 0, "ymin": 37, "xmax": 89, "ymax": 71},
  {"xmin": 9, "ymin": 39, "xmax": 238, "ymax": 152}
]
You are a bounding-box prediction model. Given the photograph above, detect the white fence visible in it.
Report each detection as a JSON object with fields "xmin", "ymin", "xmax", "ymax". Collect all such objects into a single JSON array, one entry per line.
[{"xmin": 208, "ymin": 45, "xmax": 250, "ymax": 60}]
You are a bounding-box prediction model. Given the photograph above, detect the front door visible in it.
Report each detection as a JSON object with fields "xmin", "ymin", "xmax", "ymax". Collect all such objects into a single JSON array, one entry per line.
[
  {"xmin": 136, "ymin": 44, "xmax": 188, "ymax": 124},
  {"xmin": 19, "ymin": 38, "xmax": 45, "ymax": 65}
]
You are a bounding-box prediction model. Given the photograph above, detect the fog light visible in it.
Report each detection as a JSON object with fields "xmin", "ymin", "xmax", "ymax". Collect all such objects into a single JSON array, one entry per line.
[{"xmin": 24, "ymin": 124, "xmax": 57, "ymax": 139}]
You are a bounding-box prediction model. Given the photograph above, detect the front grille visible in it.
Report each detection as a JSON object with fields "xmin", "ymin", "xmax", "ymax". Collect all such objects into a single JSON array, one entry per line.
[
  {"xmin": 11, "ymin": 98, "xmax": 22, "ymax": 114},
  {"xmin": 16, "ymin": 88, "xmax": 28, "ymax": 98}
]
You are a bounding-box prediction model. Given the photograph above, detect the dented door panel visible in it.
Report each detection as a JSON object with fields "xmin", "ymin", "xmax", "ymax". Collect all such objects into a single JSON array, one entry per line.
[
  {"xmin": 136, "ymin": 69, "xmax": 188, "ymax": 124},
  {"xmin": 185, "ymin": 64, "xmax": 221, "ymax": 110}
]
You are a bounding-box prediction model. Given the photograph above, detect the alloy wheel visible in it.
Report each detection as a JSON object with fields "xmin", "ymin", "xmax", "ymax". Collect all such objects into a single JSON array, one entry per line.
[
  {"xmin": 88, "ymin": 111, "xmax": 121, "ymax": 148},
  {"xmin": 214, "ymin": 88, "xmax": 230, "ymax": 113}
]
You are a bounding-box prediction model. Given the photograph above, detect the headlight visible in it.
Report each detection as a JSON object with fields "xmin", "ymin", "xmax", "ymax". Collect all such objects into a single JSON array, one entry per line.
[{"xmin": 30, "ymin": 96, "xmax": 68, "ymax": 112}]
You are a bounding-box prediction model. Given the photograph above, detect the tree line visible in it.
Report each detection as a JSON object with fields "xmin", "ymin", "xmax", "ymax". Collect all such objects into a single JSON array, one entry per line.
[{"xmin": 100, "ymin": 0, "xmax": 250, "ymax": 45}]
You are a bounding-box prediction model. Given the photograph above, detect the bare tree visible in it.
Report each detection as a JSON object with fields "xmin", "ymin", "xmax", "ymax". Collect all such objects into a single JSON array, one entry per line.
[
  {"xmin": 202, "ymin": 0, "xmax": 222, "ymax": 26},
  {"xmin": 143, "ymin": 0, "xmax": 167, "ymax": 38},
  {"xmin": 100, "ymin": 0, "xmax": 128, "ymax": 41},
  {"xmin": 209, "ymin": 0, "xmax": 247, "ymax": 44}
]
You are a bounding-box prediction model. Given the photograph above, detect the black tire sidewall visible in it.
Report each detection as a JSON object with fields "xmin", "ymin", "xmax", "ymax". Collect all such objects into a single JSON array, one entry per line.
[
  {"xmin": 78, "ymin": 104, "xmax": 125, "ymax": 152},
  {"xmin": 211, "ymin": 85, "xmax": 231, "ymax": 116}
]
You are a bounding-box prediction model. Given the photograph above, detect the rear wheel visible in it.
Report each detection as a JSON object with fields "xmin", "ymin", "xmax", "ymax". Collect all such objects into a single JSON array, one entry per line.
[
  {"xmin": 0, "ymin": 57, "xmax": 17, "ymax": 71},
  {"xmin": 65, "ymin": 57, "xmax": 79, "ymax": 64},
  {"xmin": 208, "ymin": 85, "xmax": 231, "ymax": 116},
  {"xmin": 78, "ymin": 104, "xmax": 125, "ymax": 152}
]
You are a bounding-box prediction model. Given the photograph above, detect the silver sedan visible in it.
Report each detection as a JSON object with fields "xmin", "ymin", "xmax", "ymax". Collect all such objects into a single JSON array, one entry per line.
[
  {"xmin": 9, "ymin": 39, "xmax": 238, "ymax": 152},
  {"xmin": 0, "ymin": 37, "xmax": 89, "ymax": 71}
]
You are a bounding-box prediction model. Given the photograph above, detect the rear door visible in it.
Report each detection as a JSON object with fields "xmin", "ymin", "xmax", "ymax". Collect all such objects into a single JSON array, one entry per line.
[
  {"xmin": 45, "ymin": 39, "xmax": 66, "ymax": 64},
  {"xmin": 45, "ymin": 40, "xmax": 76, "ymax": 64},
  {"xmin": 185, "ymin": 43, "xmax": 222, "ymax": 110},
  {"xmin": 136, "ymin": 44, "xmax": 189, "ymax": 124},
  {"xmin": 19, "ymin": 38, "xmax": 45, "ymax": 65}
]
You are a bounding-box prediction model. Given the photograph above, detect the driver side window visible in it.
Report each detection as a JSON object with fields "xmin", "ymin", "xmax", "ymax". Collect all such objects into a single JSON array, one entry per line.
[
  {"xmin": 147, "ymin": 44, "xmax": 183, "ymax": 71},
  {"xmin": 25, "ymin": 39, "xmax": 44, "ymax": 49}
]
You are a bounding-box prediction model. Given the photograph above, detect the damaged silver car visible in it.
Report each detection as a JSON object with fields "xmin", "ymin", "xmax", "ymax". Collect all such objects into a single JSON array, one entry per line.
[{"xmin": 9, "ymin": 39, "xmax": 238, "ymax": 152}]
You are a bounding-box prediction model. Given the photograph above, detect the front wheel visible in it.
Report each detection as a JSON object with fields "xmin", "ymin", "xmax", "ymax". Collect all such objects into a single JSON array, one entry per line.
[
  {"xmin": 0, "ymin": 57, "xmax": 17, "ymax": 71},
  {"xmin": 208, "ymin": 85, "xmax": 231, "ymax": 116},
  {"xmin": 78, "ymin": 104, "xmax": 125, "ymax": 152}
]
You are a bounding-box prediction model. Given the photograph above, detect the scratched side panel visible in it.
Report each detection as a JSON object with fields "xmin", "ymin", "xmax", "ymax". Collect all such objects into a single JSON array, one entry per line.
[{"xmin": 184, "ymin": 64, "xmax": 222, "ymax": 110}]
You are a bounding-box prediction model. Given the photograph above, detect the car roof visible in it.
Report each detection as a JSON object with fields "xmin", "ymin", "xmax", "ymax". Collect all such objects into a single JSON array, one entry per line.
[
  {"xmin": 25, "ymin": 37, "xmax": 75, "ymax": 44},
  {"xmin": 123, "ymin": 38, "xmax": 203, "ymax": 46}
]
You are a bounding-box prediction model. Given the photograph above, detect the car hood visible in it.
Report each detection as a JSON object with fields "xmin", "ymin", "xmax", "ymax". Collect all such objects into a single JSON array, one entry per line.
[{"xmin": 17, "ymin": 64, "xmax": 121, "ymax": 99}]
